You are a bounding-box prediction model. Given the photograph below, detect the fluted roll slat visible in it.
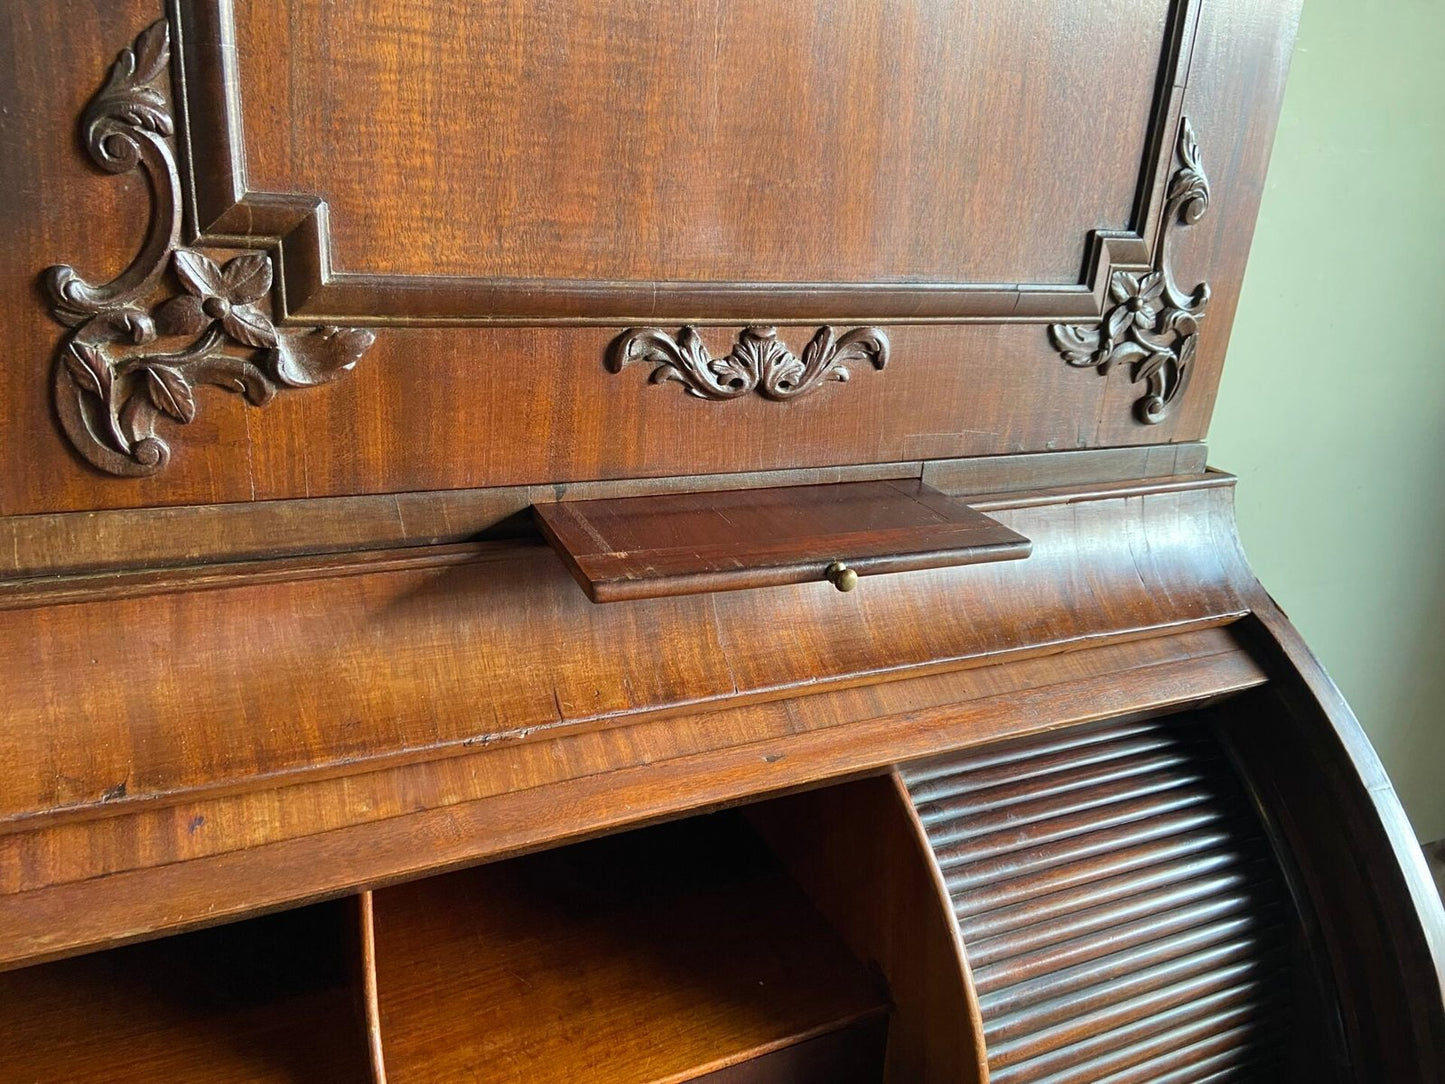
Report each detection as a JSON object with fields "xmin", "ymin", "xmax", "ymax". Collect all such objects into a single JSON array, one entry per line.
[{"xmin": 902, "ymin": 715, "xmax": 1302, "ymax": 1083}]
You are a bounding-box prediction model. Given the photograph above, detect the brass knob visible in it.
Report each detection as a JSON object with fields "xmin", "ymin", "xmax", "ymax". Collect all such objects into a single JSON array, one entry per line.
[{"xmin": 826, "ymin": 561, "xmax": 858, "ymax": 592}]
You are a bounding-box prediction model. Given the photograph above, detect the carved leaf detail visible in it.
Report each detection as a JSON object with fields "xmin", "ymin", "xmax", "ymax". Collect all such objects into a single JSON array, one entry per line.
[
  {"xmin": 131, "ymin": 21, "xmax": 170, "ymax": 86},
  {"xmin": 143, "ymin": 364, "xmax": 197, "ymax": 423},
  {"xmin": 1106, "ymin": 303, "xmax": 1135, "ymax": 342},
  {"xmin": 173, "ymin": 250, "xmax": 226, "ymax": 298},
  {"xmin": 1132, "ymin": 349, "xmax": 1175, "ymax": 385},
  {"xmin": 609, "ymin": 326, "xmax": 886, "ymax": 402},
  {"xmin": 222, "ymin": 304, "xmax": 279, "ymax": 349},
  {"xmin": 1047, "ymin": 116, "xmax": 1212, "ymax": 425},
  {"xmin": 192, "ymin": 354, "xmax": 276, "ymax": 405},
  {"xmin": 1109, "ymin": 340, "xmax": 1154, "ymax": 368},
  {"xmin": 221, "ymin": 252, "xmax": 273, "ymax": 303},
  {"xmin": 273, "ymin": 327, "xmax": 377, "ymax": 387},
  {"xmin": 154, "ymin": 295, "xmax": 210, "ymax": 336},
  {"xmin": 1169, "ymin": 118, "xmax": 1211, "ymax": 225},
  {"xmin": 43, "ymin": 20, "xmax": 376, "ymax": 476},
  {"xmin": 64, "ymin": 342, "xmax": 111, "ymax": 399},
  {"xmin": 95, "ymin": 21, "xmax": 173, "ymax": 140},
  {"xmin": 93, "ymin": 307, "xmax": 157, "ymax": 345},
  {"xmin": 1048, "ymin": 324, "xmax": 1104, "ymax": 368}
]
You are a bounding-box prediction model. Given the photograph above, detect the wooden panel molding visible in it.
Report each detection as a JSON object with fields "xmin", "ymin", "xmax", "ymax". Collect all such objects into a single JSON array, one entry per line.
[
  {"xmin": 1048, "ymin": 118, "xmax": 1212, "ymax": 425},
  {"xmin": 42, "ymin": 20, "xmax": 376, "ymax": 476},
  {"xmin": 163, "ymin": 0, "xmax": 1201, "ymax": 325}
]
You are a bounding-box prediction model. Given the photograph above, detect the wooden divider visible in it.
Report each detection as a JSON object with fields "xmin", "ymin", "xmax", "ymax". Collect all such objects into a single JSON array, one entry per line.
[{"xmin": 744, "ymin": 775, "xmax": 990, "ymax": 1083}]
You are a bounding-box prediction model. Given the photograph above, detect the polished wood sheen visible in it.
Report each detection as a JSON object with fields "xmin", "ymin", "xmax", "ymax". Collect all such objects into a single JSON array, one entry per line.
[
  {"xmin": 0, "ymin": 0, "xmax": 1302, "ymax": 513},
  {"xmin": 901, "ymin": 714, "xmax": 1334, "ymax": 1081},
  {"xmin": 534, "ymin": 480, "xmax": 1031, "ymax": 601},
  {"xmin": 230, "ymin": 0, "xmax": 1166, "ymax": 289},
  {"xmin": 746, "ymin": 776, "xmax": 991, "ymax": 1083},
  {"xmin": 368, "ymin": 814, "xmax": 888, "ymax": 1083},
  {"xmin": 1, "ymin": 0, "xmax": 1442, "ymax": 1081}
]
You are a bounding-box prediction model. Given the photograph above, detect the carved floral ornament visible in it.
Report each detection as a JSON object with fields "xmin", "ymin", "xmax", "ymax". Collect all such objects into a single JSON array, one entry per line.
[
  {"xmin": 43, "ymin": 20, "xmax": 375, "ymax": 477},
  {"xmin": 1049, "ymin": 118, "xmax": 1213, "ymax": 424},
  {"xmin": 607, "ymin": 326, "xmax": 889, "ymax": 401}
]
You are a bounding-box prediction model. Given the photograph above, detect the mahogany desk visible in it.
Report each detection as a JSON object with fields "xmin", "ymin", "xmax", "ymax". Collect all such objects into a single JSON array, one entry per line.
[{"xmin": 0, "ymin": 1, "xmax": 1440, "ymax": 1080}]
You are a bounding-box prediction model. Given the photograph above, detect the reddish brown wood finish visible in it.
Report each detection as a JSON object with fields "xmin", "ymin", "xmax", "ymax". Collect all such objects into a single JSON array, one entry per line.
[
  {"xmin": 226, "ymin": 0, "xmax": 1167, "ymax": 292},
  {"xmin": 746, "ymin": 776, "xmax": 990, "ymax": 1083},
  {"xmin": 0, "ymin": 478, "xmax": 1247, "ymax": 837},
  {"xmin": 900, "ymin": 713, "xmax": 1334, "ymax": 1082},
  {"xmin": 0, "ymin": 0, "xmax": 1298, "ymax": 513},
  {"xmin": 0, "ymin": 900, "xmax": 372, "ymax": 1084},
  {"xmin": 367, "ymin": 813, "xmax": 888, "ymax": 1084},
  {"xmin": 3, "ymin": 0, "xmax": 1442, "ymax": 1081},
  {"xmin": 0, "ymin": 624, "xmax": 1263, "ymax": 971},
  {"xmin": 535, "ymin": 480, "xmax": 1030, "ymax": 602}
]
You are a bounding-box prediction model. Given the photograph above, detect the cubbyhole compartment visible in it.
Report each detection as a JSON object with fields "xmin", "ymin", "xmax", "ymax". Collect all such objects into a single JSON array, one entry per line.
[
  {"xmin": 0, "ymin": 899, "xmax": 372, "ymax": 1084},
  {"xmin": 366, "ymin": 810, "xmax": 891, "ymax": 1083}
]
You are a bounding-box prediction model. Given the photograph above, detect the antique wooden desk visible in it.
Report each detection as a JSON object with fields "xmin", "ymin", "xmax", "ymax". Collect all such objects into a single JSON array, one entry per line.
[{"xmin": 1, "ymin": 1, "xmax": 1442, "ymax": 1080}]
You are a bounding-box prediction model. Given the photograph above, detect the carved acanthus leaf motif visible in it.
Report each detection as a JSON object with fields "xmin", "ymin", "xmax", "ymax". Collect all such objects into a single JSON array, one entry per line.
[
  {"xmin": 1049, "ymin": 118, "xmax": 1212, "ymax": 424},
  {"xmin": 608, "ymin": 326, "xmax": 889, "ymax": 402},
  {"xmin": 41, "ymin": 19, "xmax": 376, "ymax": 477}
]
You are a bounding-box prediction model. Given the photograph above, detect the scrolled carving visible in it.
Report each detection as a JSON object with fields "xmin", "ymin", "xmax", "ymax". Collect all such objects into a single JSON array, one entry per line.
[
  {"xmin": 1050, "ymin": 118, "xmax": 1212, "ymax": 424},
  {"xmin": 608, "ymin": 326, "xmax": 889, "ymax": 402},
  {"xmin": 42, "ymin": 19, "xmax": 375, "ymax": 477}
]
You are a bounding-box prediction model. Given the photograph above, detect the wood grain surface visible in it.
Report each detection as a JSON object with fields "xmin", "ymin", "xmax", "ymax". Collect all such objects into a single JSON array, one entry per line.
[
  {"xmin": 535, "ymin": 479, "xmax": 1031, "ymax": 602},
  {"xmin": 0, "ymin": 900, "xmax": 371, "ymax": 1084},
  {"xmin": 747, "ymin": 776, "xmax": 991, "ymax": 1083},
  {"xmin": 0, "ymin": 0, "xmax": 1300, "ymax": 514},
  {"xmin": 9, "ymin": 1, "xmax": 1443, "ymax": 1080},
  {"xmin": 369, "ymin": 813, "xmax": 888, "ymax": 1084},
  {"xmin": 0, "ymin": 626, "xmax": 1263, "ymax": 969}
]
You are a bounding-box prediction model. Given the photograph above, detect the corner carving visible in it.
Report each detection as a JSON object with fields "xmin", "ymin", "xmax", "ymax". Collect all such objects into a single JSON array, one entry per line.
[
  {"xmin": 1049, "ymin": 118, "xmax": 1212, "ymax": 425},
  {"xmin": 608, "ymin": 326, "xmax": 889, "ymax": 402},
  {"xmin": 42, "ymin": 20, "xmax": 375, "ymax": 477}
]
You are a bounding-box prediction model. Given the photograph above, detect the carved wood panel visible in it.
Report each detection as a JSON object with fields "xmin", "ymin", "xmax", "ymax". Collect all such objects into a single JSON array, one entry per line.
[
  {"xmin": 0, "ymin": 0, "xmax": 1302, "ymax": 512},
  {"xmin": 178, "ymin": 0, "xmax": 1198, "ymax": 324}
]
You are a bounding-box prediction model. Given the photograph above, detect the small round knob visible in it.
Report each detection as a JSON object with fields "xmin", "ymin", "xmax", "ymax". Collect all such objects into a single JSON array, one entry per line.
[{"xmin": 826, "ymin": 561, "xmax": 858, "ymax": 592}]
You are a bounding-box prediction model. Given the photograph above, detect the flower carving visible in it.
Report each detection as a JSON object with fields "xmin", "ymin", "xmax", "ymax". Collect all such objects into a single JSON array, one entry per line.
[
  {"xmin": 608, "ymin": 326, "xmax": 889, "ymax": 402},
  {"xmin": 156, "ymin": 251, "xmax": 278, "ymax": 348},
  {"xmin": 1112, "ymin": 272, "xmax": 1165, "ymax": 335},
  {"xmin": 41, "ymin": 19, "xmax": 376, "ymax": 477},
  {"xmin": 1049, "ymin": 118, "xmax": 1212, "ymax": 424}
]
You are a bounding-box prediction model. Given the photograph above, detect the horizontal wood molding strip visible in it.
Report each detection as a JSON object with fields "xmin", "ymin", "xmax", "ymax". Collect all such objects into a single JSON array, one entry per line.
[
  {"xmin": 0, "ymin": 482, "xmax": 1255, "ymax": 836},
  {"xmin": 0, "ymin": 444, "xmax": 1206, "ymax": 586},
  {"xmin": 0, "ymin": 474, "xmax": 1226, "ymax": 612},
  {"xmin": 534, "ymin": 480, "xmax": 1033, "ymax": 603},
  {"xmin": 0, "ymin": 628, "xmax": 1265, "ymax": 970}
]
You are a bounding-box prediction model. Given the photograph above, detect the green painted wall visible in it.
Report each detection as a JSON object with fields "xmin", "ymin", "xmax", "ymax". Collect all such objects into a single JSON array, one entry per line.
[{"xmin": 1210, "ymin": 0, "xmax": 1445, "ymax": 842}]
